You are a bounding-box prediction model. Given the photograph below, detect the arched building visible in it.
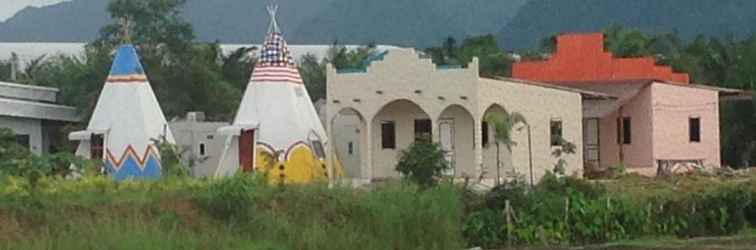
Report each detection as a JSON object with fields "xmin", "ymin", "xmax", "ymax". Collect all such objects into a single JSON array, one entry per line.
[{"xmin": 326, "ymin": 49, "xmax": 611, "ymax": 186}]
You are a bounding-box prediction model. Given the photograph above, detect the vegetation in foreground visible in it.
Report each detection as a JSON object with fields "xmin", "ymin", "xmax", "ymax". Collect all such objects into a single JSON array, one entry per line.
[{"xmin": 0, "ymin": 175, "xmax": 464, "ymax": 250}]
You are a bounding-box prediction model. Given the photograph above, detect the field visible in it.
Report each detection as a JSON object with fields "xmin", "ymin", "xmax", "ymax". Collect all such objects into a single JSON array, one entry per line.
[{"xmin": 0, "ymin": 170, "xmax": 755, "ymax": 250}]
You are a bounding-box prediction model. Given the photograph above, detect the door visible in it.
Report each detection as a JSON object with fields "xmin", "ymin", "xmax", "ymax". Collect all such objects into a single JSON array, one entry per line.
[
  {"xmin": 338, "ymin": 124, "xmax": 361, "ymax": 178},
  {"xmin": 439, "ymin": 119, "xmax": 455, "ymax": 176},
  {"xmin": 239, "ymin": 129, "xmax": 256, "ymax": 173},
  {"xmin": 583, "ymin": 119, "xmax": 600, "ymax": 170}
]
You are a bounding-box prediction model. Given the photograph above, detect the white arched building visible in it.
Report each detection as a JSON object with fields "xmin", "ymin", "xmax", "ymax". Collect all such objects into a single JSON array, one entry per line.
[{"xmin": 326, "ymin": 49, "xmax": 613, "ymax": 186}]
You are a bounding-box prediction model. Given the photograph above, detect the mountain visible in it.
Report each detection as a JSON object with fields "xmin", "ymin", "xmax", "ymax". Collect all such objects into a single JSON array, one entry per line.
[
  {"xmin": 0, "ymin": 0, "xmax": 527, "ymax": 47},
  {"xmin": 0, "ymin": 0, "xmax": 335, "ymax": 43},
  {"xmin": 499, "ymin": 0, "xmax": 756, "ymax": 49},
  {"xmin": 293, "ymin": 0, "xmax": 528, "ymax": 47}
]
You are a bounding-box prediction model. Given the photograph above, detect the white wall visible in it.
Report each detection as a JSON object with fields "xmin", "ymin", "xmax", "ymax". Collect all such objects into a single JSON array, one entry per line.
[{"xmin": 0, "ymin": 116, "xmax": 42, "ymax": 154}]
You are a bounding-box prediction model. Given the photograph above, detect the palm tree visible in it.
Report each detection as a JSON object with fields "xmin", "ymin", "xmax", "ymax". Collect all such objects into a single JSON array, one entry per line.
[{"xmin": 484, "ymin": 109, "xmax": 527, "ymax": 185}]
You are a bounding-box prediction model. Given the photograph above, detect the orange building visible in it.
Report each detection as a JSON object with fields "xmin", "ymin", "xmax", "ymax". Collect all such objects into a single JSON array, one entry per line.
[{"xmin": 513, "ymin": 33, "xmax": 689, "ymax": 84}]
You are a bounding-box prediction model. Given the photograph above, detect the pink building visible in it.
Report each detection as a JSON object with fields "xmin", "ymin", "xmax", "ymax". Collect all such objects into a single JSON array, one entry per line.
[{"xmin": 513, "ymin": 33, "xmax": 742, "ymax": 175}]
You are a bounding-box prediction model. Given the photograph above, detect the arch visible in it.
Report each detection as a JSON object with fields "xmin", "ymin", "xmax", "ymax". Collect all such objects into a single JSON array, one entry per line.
[
  {"xmin": 482, "ymin": 103, "xmax": 508, "ymax": 121},
  {"xmin": 329, "ymin": 107, "xmax": 368, "ymax": 180},
  {"xmin": 371, "ymin": 99, "xmax": 432, "ymax": 178},
  {"xmin": 437, "ymin": 104, "xmax": 476, "ymax": 177},
  {"xmin": 481, "ymin": 103, "xmax": 519, "ymax": 184}
]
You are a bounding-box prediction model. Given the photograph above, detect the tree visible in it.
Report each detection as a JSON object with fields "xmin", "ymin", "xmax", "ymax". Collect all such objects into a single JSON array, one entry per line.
[
  {"xmin": 424, "ymin": 35, "xmax": 513, "ymax": 77},
  {"xmin": 94, "ymin": 0, "xmax": 194, "ymax": 55},
  {"xmin": 484, "ymin": 110, "xmax": 527, "ymax": 185},
  {"xmin": 299, "ymin": 54, "xmax": 327, "ymax": 101}
]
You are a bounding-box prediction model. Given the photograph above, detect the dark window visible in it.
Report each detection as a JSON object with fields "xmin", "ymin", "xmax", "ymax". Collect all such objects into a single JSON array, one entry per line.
[
  {"xmin": 550, "ymin": 120, "xmax": 563, "ymax": 146},
  {"xmin": 481, "ymin": 121, "xmax": 489, "ymax": 147},
  {"xmin": 91, "ymin": 134, "xmax": 104, "ymax": 160},
  {"xmin": 414, "ymin": 119, "xmax": 432, "ymax": 143},
  {"xmin": 347, "ymin": 142, "xmax": 354, "ymax": 155},
  {"xmin": 14, "ymin": 134, "xmax": 29, "ymax": 148},
  {"xmin": 381, "ymin": 121, "xmax": 396, "ymax": 149},
  {"xmin": 617, "ymin": 117, "xmax": 632, "ymax": 145},
  {"xmin": 312, "ymin": 140, "xmax": 326, "ymax": 159},
  {"xmin": 689, "ymin": 117, "xmax": 701, "ymax": 142},
  {"xmin": 199, "ymin": 143, "xmax": 206, "ymax": 156}
]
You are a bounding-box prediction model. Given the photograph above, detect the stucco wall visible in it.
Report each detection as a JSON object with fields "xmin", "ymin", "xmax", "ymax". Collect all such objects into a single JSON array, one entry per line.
[
  {"xmin": 651, "ymin": 83, "xmax": 721, "ymax": 167},
  {"xmin": 327, "ymin": 49, "xmax": 480, "ymax": 181},
  {"xmin": 327, "ymin": 48, "xmax": 584, "ymax": 183},
  {"xmin": 599, "ymin": 85, "xmax": 655, "ymax": 171},
  {"xmin": 371, "ymin": 100, "xmax": 431, "ymax": 178},
  {"xmin": 170, "ymin": 121, "xmax": 229, "ymax": 177},
  {"xmin": 479, "ymin": 79, "xmax": 584, "ymax": 180},
  {"xmin": 0, "ymin": 116, "xmax": 43, "ymax": 154}
]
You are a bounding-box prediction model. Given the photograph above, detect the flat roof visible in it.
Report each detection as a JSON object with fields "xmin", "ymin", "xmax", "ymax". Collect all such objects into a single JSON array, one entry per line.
[
  {"xmin": 489, "ymin": 77, "xmax": 618, "ymax": 100},
  {"xmin": 545, "ymin": 79, "xmax": 751, "ymax": 99}
]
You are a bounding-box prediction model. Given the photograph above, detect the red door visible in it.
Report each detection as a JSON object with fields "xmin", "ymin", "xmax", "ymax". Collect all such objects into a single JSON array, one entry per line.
[
  {"xmin": 90, "ymin": 134, "xmax": 104, "ymax": 160},
  {"xmin": 239, "ymin": 129, "xmax": 255, "ymax": 173}
]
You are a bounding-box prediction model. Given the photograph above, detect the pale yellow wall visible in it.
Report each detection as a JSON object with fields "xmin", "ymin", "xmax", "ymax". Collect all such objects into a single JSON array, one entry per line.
[
  {"xmin": 326, "ymin": 48, "xmax": 584, "ymax": 184},
  {"xmin": 479, "ymin": 79, "xmax": 584, "ymax": 181}
]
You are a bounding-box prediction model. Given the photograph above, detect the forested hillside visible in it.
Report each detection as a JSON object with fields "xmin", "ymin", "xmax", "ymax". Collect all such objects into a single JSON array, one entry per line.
[
  {"xmin": 0, "ymin": 0, "xmax": 526, "ymax": 46},
  {"xmin": 499, "ymin": 0, "xmax": 756, "ymax": 49}
]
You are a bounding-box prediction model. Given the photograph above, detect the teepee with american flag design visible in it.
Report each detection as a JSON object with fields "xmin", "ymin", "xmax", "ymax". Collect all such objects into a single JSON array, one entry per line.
[{"xmin": 215, "ymin": 5, "xmax": 339, "ymax": 183}]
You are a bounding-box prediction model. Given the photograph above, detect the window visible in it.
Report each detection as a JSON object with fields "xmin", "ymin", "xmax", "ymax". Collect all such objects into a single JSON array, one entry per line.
[
  {"xmin": 550, "ymin": 120, "xmax": 563, "ymax": 146},
  {"xmin": 689, "ymin": 117, "xmax": 701, "ymax": 142},
  {"xmin": 481, "ymin": 121, "xmax": 489, "ymax": 147},
  {"xmin": 312, "ymin": 140, "xmax": 326, "ymax": 159},
  {"xmin": 199, "ymin": 143, "xmax": 207, "ymax": 156},
  {"xmin": 617, "ymin": 117, "xmax": 631, "ymax": 144},
  {"xmin": 381, "ymin": 121, "xmax": 396, "ymax": 149},
  {"xmin": 414, "ymin": 119, "xmax": 432, "ymax": 143},
  {"xmin": 347, "ymin": 142, "xmax": 354, "ymax": 155},
  {"xmin": 14, "ymin": 134, "xmax": 29, "ymax": 149}
]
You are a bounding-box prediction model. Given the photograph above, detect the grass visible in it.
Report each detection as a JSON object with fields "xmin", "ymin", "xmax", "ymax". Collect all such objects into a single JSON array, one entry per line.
[{"xmin": 0, "ymin": 175, "xmax": 465, "ymax": 250}]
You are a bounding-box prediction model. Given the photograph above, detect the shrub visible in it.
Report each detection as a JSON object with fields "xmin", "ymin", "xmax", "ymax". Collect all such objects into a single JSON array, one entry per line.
[
  {"xmin": 463, "ymin": 209, "xmax": 503, "ymax": 248},
  {"xmin": 199, "ymin": 174, "xmax": 265, "ymax": 221},
  {"xmin": 395, "ymin": 142, "xmax": 449, "ymax": 188}
]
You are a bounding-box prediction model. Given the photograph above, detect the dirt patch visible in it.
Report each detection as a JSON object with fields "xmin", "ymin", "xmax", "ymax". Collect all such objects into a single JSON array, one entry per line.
[
  {"xmin": 159, "ymin": 199, "xmax": 203, "ymax": 230},
  {"xmin": 0, "ymin": 210, "xmax": 23, "ymax": 242}
]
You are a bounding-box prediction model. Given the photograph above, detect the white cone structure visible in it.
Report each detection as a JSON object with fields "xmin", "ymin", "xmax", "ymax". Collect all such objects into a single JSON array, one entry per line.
[
  {"xmin": 215, "ymin": 6, "xmax": 336, "ymax": 183},
  {"xmin": 69, "ymin": 44, "xmax": 174, "ymax": 180}
]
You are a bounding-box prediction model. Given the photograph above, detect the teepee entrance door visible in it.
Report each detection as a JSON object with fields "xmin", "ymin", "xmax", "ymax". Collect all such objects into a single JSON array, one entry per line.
[{"xmin": 239, "ymin": 129, "xmax": 256, "ymax": 173}]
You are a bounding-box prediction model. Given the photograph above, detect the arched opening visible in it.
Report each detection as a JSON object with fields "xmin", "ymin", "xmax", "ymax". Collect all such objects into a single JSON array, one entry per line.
[
  {"xmin": 330, "ymin": 107, "xmax": 368, "ymax": 179},
  {"xmin": 371, "ymin": 99, "xmax": 431, "ymax": 179},
  {"xmin": 482, "ymin": 104, "xmax": 528, "ymax": 184},
  {"xmin": 438, "ymin": 104, "xmax": 475, "ymax": 177}
]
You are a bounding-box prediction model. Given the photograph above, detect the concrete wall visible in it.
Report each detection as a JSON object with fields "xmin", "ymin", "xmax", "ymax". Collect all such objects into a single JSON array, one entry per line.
[
  {"xmin": 327, "ymin": 48, "xmax": 585, "ymax": 184},
  {"xmin": 479, "ymin": 79, "xmax": 584, "ymax": 181},
  {"xmin": 599, "ymin": 85, "xmax": 655, "ymax": 172},
  {"xmin": 370, "ymin": 100, "xmax": 431, "ymax": 178},
  {"xmin": 0, "ymin": 116, "xmax": 42, "ymax": 154},
  {"xmin": 170, "ymin": 120, "xmax": 229, "ymax": 177},
  {"xmin": 651, "ymin": 83, "xmax": 721, "ymax": 167}
]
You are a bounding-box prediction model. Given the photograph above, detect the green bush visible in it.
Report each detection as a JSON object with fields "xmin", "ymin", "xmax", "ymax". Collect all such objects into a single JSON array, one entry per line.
[
  {"xmin": 198, "ymin": 174, "xmax": 265, "ymax": 221},
  {"xmin": 395, "ymin": 142, "xmax": 450, "ymax": 188}
]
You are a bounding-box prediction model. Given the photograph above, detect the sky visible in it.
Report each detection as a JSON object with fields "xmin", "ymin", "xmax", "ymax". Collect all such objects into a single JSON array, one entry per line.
[{"xmin": 0, "ymin": 0, "xmax": 67, "ymax": 21}]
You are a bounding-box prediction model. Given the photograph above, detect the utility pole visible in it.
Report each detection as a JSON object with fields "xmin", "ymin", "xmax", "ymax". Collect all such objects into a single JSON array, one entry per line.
[{"xmin": 10, "ymin": 52, "xmax": 18, "ymax": 82}]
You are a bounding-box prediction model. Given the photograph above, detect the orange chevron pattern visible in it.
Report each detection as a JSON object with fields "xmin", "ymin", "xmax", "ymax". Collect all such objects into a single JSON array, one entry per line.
[{"xmin": 106, "ymin": 144, "xmax": 161, "ymax": 170}]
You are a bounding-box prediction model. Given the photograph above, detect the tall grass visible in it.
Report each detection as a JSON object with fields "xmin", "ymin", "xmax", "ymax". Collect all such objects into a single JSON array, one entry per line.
[{"xmin": 0, "ymin": 175, "xmax": 465, "ymax": 250}]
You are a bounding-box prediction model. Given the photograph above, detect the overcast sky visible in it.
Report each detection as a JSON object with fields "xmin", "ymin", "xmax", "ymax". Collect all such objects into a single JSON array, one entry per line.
[{"xmin": 0, "ymin": 0, "xmax": 67, "ymax": 21}]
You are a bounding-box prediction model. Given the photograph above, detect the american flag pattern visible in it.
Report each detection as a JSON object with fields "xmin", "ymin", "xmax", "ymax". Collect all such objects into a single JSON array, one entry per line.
[{"xmin": 251, "ymin": 32, "xmax": 303, "ymax": 84}]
